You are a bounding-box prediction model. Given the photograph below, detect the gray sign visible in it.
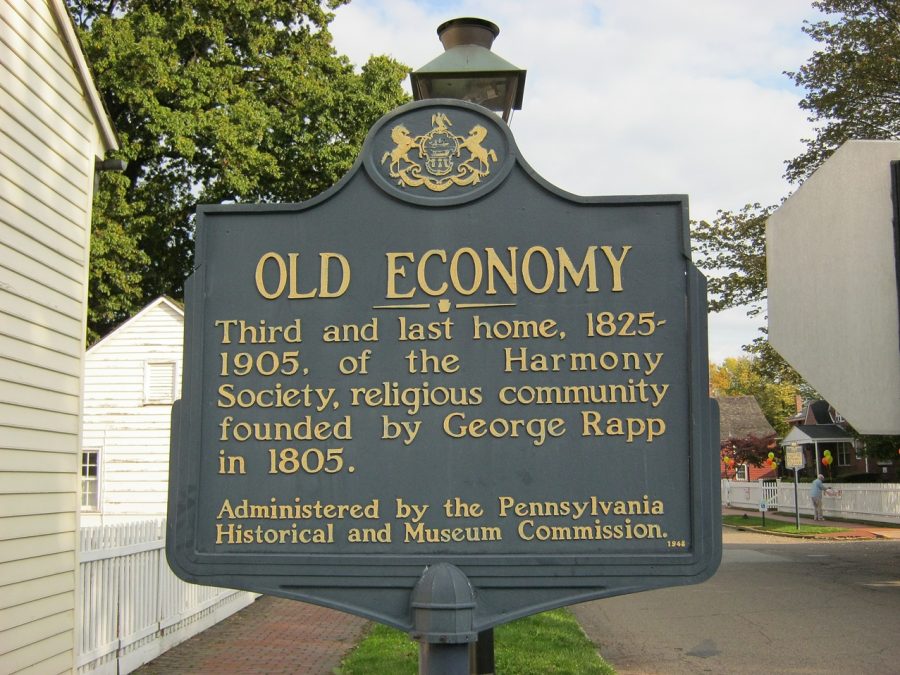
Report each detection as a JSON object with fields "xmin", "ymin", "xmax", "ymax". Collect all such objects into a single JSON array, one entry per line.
[{"xmin": 167, "ymin": 99, "xmax": 721, "ymax": 632}]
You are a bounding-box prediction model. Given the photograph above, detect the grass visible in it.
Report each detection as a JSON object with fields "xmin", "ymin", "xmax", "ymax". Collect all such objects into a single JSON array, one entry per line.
[
  {"xmin": 335, "ymin": 622, "xmax": 417, "ymax": 674},
  {"xmin": 723, "ymin": 514, "xmax": 848, "ymax": 535},
  {"xmin": 336, "ymin": 608, "xmax": 613, "ymax": 675}
]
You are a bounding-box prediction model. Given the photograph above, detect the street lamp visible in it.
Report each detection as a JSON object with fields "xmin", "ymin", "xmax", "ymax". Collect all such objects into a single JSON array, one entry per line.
[{"xmin": 410, "ymin": 18, "xmax": 527, "ymax": 122}]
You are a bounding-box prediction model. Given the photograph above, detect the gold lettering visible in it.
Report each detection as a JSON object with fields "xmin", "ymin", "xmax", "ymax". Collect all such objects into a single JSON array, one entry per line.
[
  {"xmin": 557, "ymin": 245, "xmax": 598, "ymax": 292},
  {"xmin": 255, "ymin": 252, "xmax": 287, "ymax": 299},
  {"xmin": 319, "ymin": 253, "xmax": 351, "ymax": 298},
  {"xmin": 485, "ymin": 247, "xmax": 518, "ymax": 294},
  {"xmin": 600, "ymin": 245, "xmax": 631, "ymax": 292},
  {"xmin": 287, "ymin": 252, "xmax": 317, "ymax": 299},
  {"xmin": 521, "ymin": 246, "xmax": 554, "ymax": 293},
  {"xmin": 381, "ymin": 245, "xmax": 631, "ymax": 300},
  {"xmin": 417, "ymin": 250, "xmax": 448, "ymax": 296},
  {"xmin": 449, "ymin": 247, "xmax": 483, "ymax": 296},
  {"xmin": 386, "ymin": 252, "xmax": 416, "ymax": 298}
]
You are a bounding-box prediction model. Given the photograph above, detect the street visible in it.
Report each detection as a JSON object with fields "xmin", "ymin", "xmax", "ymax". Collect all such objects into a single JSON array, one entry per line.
[{"xmin": 573, "ymin": 529, "xmax": 900, "ymax": 674}]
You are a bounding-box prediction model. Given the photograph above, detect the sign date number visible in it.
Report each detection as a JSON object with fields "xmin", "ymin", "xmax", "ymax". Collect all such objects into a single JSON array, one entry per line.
[
  {"xmin": 268, "ymin": 447, "xmax": 349, "ymax": 474},
  {"xmin": 586, "ymin": 312, "xmax": 665, "ymax": 337}
]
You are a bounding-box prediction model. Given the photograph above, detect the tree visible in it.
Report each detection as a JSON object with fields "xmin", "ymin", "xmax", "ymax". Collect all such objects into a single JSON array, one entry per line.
[
  {"xmin": 785, "ymin": 0, "xmax": 900, "ymax": 183},
  {"xmin": 709, "ymin": 357, "xmax": 801, "ymax": 436},
  {"xmin": 86, "ymin": 171, "xmax": 151, "ymax": 344},
  {"xmin": 69, "ymin": 0, "xmax": 409, "ymax": 341},
  {"xmin": 845, "ymin": 426, "xmax": 900, "ymax": 462},
  {"xmin": 721, "ymin": 434, "xmax": 779, "ymax": 469},
  {"xmin": 692, "ymin": 203, "xmax": 774, "ymax": 316},
  {"xmin": 693, "ymin": 1, "xmax": 899, "ymax": 362},
  {"xmin": 692, "ymin": 204, "xmax": 808, "ymax": 386}
]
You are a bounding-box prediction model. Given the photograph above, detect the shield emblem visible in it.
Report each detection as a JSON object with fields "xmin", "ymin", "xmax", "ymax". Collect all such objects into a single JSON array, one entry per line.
[{"xmin": 422, "ymin": 129, "xmax": 458, "ymax": 176}]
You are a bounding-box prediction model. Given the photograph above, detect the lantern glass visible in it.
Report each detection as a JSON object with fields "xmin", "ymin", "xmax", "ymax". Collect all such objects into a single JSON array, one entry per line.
[{"xmin": 410, "ymin": 18, "xmax": 526, "ymax": 122}]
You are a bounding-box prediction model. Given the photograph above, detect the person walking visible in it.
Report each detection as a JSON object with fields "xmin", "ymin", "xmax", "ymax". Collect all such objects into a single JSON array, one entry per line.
[{"xmin": 810, "ymin": 474, "xmax": 826, "ymax": 521}]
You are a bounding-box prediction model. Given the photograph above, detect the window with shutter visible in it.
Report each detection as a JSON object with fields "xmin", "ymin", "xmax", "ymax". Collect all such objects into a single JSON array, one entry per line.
[{"xmin": 144, "ymin": 360, "xmax": 177, "ymax": 404}]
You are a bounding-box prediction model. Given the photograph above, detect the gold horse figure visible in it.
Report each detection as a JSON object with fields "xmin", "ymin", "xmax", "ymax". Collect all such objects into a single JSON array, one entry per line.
[
  {"xmin": 381, "ymin": 125, "xmax": 419, "ymax": 175},
  {"xmin": 457, "ymin": 125, "xmax": 497, "ymax": 176}
]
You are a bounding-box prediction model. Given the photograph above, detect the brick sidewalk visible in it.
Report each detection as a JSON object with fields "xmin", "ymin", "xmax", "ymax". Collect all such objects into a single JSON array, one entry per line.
[{"xmin": 133, "ymin": 596, "xmax": 369, "ymax": 674}]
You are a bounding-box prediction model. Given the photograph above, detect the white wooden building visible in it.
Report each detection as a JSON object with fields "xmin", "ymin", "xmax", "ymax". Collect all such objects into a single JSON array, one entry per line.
[
  {"xmin": 81, "ymin": 297, "xmax": 184, "ymax": 524},
  {"xmin": 1, "ymin": 0, "xmax": 118, "ymax": 671}
]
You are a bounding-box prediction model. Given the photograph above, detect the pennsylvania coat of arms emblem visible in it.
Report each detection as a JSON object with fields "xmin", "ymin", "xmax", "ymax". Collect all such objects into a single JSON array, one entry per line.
[{"xmin": 381, "ymin": 112, "xmax": 498, "ymax": 191}]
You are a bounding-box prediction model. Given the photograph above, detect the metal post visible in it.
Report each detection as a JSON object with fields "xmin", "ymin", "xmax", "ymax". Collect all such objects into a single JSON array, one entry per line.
[
  {"xmin": 418, "ymin": 642, "xmax": 470, "ymax": 674},
  {"xmin": 794, "ymin": 468, "xmax": 801, "ymax": 530},
  {"xmin": 474, "ymin": 629, "xmax": 495, "ymax": 674},
  {"xmin": 411, "ymin": 563, "xmax": 478, "ymax": 675}
]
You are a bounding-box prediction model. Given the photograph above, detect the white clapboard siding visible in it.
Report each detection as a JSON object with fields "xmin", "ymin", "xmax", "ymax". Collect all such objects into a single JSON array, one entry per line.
[
  {"xmin": 0, "ymin": 492, "xmax": 74, "ymax": 518},
  {"xmin": 1, "ymin": 447, "xmax": 77, "ymax": 473},
  {"xmin": 0, "ymin": 0, "xmax": 117, "ymax": 671},
  {"xmin": 0, "ymin": 356, "xmax": 81, "ymax": 397},
  {"xmin": 81, "ymin": 298, "xmax": 185, "ymax": 521}
]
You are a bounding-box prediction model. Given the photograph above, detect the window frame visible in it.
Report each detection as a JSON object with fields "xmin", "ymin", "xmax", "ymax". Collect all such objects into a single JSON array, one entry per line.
[
  {"xmin": 836, "ymin": 444, "xmax": 852, "ymax": 467},
  {"xmin": 81, "ymin": 448, "xmax": 101, "ymax": 511}
]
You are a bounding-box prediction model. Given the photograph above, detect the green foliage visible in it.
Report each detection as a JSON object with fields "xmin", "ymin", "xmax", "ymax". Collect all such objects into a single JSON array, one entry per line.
[
  {"xmin": 843, "ymin": 422, "xmax": 900, "ymax": 461},
  {"xmin": 859, "ymin": 435, "xmax": 900, "ymax": 460},
  {"xmin": 694, "ymin": 1, "xmax": 899, "ymax": 387},
  {"xmin": 709, "ymin": 356, "xmax": 800, "ymax": 436},
  {"xmin": 785, "ymin": 0, "xmax": 900, "ymax": 183},
  {"xmin": 69, "ymin": 0, "xmax": 409, "ymax": 340},
  {"xmin": 338, "ymin": 610, "xmax": 612, "ymax": 675},
  {"xmin": 692, "ymin": 204, "xmax": 810, "ymax": 389},
  {"xmin": 692, "ymin": 203, "xmax": 775, "ymax": 315},
  {"xmin": 87, "ymin": 171, "xmax": 150, "ymax": 344}
]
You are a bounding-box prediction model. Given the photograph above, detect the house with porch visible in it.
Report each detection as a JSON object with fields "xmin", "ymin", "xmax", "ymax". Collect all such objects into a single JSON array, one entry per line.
[{"xmin": 780, "ymin": 400, "xmax": 896, "ymax": 481}]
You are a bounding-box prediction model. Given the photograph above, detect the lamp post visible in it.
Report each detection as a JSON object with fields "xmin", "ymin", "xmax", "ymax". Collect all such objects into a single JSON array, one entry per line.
[
  {"xmin": 407, "ymin": 19, "xmax": 526, "ymax": 674},
  {"xmin": 409, "ymin": 20, "xmax": 525, "ymax": 674},
  {"xmin": 410, "ymin": 17, "xmax": 526, "ymax": 123}
]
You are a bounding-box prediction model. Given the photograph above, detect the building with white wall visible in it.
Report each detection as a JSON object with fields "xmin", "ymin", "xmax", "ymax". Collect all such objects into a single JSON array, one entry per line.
[
  {"xmin": 80, "ymin": 297, "xmax": 184, "ymax": 524},
  {"xmin": 1, "ymin": 0, "xmax": 118, "ymax": 671},
  {"xmin": 767, "ymin": 140, "xmax": 900, "ymax": 435}
]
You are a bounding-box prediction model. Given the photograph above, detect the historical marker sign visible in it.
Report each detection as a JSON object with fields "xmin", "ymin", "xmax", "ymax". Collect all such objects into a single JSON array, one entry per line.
[
  {"xmin": 167, "ymin": 99, "xmax": 721, "ymax": 631},
  {"xmin": 785, "ymin": 443, "xmax": 805, "ymax": 470}
]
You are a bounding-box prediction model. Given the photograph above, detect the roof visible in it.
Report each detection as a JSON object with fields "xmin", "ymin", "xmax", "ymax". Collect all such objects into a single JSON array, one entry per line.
[
  {"xmin": 806, "ymin": 400, "xmax": 833, "ymax": 425},
  {"xmin": 87, "ymin": 296, "xmax": 184, "ymax": 353},
  {"xmin": 715, "ymin": 395, "xmax": 776, "ymax": 442},
  {"xmin": 781, "ymin": 424, "xmax": 853, "ymax": 445},
  {"xmin": 49, "ymin": 0, "xmax": 118, "ymax": 153}
]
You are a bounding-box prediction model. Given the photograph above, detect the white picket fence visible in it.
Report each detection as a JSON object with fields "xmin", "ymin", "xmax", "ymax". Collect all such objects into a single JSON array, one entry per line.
[
  {"xmin": 722, "ymin": 480, "xmax": 900, "ymax": 525},
  {"xmin": 77, "ymin": 520, "xmax": 256, "ymax": 675}
]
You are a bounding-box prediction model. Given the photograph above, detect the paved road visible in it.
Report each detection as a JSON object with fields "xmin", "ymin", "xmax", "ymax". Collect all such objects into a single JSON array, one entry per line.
[{"xmin": 573, "ymin": 530, "xmax": 900, "ymax": 674}]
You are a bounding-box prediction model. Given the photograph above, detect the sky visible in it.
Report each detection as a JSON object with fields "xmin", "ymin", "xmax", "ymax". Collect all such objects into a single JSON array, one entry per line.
[{"xmin": 329, "ymin": 0, "xmax": 821, "ymax": 362}]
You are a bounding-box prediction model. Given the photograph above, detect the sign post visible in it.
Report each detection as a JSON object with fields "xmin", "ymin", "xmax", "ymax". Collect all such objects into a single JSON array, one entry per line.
[
  {"xmin": 167, "ymin": 100, "xmax": 721, "ymax": 665},
  {"xmin": 784, "ymin": 442, "xmax": 806, "ymax": 530}
]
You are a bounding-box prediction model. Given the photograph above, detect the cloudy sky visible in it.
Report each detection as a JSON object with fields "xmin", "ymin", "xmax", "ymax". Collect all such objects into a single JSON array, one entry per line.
[{"xmin": 330, "ymin": 0, "xmax": 821, "ymax": 362}]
